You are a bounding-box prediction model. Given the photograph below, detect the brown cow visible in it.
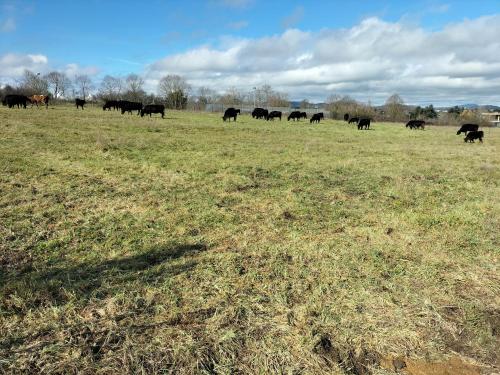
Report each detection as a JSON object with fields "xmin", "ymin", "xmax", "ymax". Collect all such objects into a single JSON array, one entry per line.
[{"xmin": 29, "ymin": 95, "xmax": 49, "ymax": 109}]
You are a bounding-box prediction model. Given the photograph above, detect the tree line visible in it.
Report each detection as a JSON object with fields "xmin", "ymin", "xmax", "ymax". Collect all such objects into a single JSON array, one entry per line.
[
  {"xmin": 0, "ymin": 70, "xmax": 490, "ymax": 125},
  {"xmin": 0, "ymin": 70, "xmax": 289, "ymax": 110}
]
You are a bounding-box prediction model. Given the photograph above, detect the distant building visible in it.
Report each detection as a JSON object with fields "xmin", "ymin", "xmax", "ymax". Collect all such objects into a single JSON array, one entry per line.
[{"xmin": 481, "ymin": 112, "xmax": 500, "ymax": 127}]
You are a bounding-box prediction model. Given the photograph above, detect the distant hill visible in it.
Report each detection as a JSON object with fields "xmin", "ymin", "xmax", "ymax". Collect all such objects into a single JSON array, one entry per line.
[{"xmin": 480, "ymin": 105, "xmax": 500, "ymax": 111}]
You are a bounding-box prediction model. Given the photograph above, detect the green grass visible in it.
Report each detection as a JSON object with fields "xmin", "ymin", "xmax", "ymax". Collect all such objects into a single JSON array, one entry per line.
[{"xmin": 0, "ymin": 105, "xmax": 499, "ymax": 374}]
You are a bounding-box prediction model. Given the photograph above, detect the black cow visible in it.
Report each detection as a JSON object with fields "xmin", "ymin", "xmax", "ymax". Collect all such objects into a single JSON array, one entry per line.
[
  {"xmin": 223, "ymin": 108, "xmax": 240, "ymax": 122},
  {"xmin": 310, "ymin": 113, "xmax": 324, "ymax": 124},
  {"xmin": 300, "ymin": 112, "xmax": 307, "ymax": 119},
  {"xmin": 464, "ymin": 131, "xmax": 484, "ymax": 143},
  {"xmin": 348, "ymin": 117, "xmax": 359, "ymax": 124},
  {"xmin": 287, "ymin": 111, "xmax": 301, "ymax": 121},
  {"xmin": 457, "ymin": 124, "xmax": 479, "ymax": 135},
  {"xmin": 75, "ymin": 98, "xmax": 86, "ymax": 110},
  {"xmin": 406, "ymin": 120, "xmax": 426, "ymax": 130},
  {"xmin": 103, "ymin": 100, "xmax": 119, "ymax": 111},
  {"xmin": 252, "ymin": 107, "xmax": 268, "ymax": 119},
  {"xmin": 2, "ymin": 94, "xmax": 29, "ymax": 108},
  {"xmin": 141, "ymin": 104, "xmax": 165, "ymax": 118},
  {"xmin": 357, "ymin": 118, "xmax": 371, "ymax": 130},
  {"xmin": 267, "ymin": 111, "xmax": 282, "ymax": 121},
  {"xmin": 344, "ymin": 113, "xmax": 349, "ymax": 121},
  {"xmin": 120, "ymin": 101, "xmax": 143, "ymax": 115}
]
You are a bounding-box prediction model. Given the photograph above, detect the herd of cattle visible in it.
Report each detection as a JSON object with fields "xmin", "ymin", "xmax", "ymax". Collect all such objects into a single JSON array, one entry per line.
[
  {"xmin": 2, "ymin": 94, "xmax": 50, "ymax": 109},
  {"xmin": 1, "ymin": 95, "xmax": 165, "ymax": 118},
  {"xmin": 78, "ymin": 99, "xmax": 165, "ymax": 118},
  {"xmin": 1, "ymin": 94, "xmax": 486, "ymax": 143},
  {"xmin": 222, "ymin": 107, "xmax": 485, "ymax": 142}
]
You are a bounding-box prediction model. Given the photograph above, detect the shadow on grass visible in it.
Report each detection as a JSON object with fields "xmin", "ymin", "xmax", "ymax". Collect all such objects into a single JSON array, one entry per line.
[{"xmin": 1, "ymin": 242, "xmax": 207, "ymax": 311}]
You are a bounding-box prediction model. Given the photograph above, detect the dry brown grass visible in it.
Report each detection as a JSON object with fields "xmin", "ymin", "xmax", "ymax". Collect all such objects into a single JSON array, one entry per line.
[{"xmin": 0, "ymin": 105, "xmax": 499, "ymax": 374}]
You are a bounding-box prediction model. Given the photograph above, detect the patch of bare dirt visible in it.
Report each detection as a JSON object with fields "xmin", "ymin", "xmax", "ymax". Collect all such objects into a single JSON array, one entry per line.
[{"xmin": 380, "ymin": 356, "xmax": 484, "ymax": 375}]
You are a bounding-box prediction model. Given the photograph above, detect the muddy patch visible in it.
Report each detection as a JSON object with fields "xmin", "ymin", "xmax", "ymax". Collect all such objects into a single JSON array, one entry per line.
[
  {"xmin": 312, "ymin": 336, "xmax": 486, "ymax": 375},
  {"xmin": 380, "ymin": 356, "xmax": 483, "ymax": 375},
  {"xmin": 313, "ymin": 335, "xmax": 379, "ymax": 374},
  {"xmin": 0, "ymin": 248, "xmax": 34, "ymax": 274}
]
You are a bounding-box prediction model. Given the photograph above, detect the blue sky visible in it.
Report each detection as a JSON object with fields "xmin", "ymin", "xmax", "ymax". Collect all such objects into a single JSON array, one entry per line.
[{"xmin": 2, "ymin": 0, "xmax": 500, "ymax": 104}]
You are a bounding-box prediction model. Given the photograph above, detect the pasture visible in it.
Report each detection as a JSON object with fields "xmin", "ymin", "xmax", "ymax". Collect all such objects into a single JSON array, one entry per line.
[{"xmin": 0, "ymin": 105, "xmax": 499, "ymax": 374}]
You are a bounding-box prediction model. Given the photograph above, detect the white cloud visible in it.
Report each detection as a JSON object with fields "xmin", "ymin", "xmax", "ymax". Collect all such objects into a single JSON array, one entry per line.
[
  {"xmin": 64, "ymin": 63, "xmax": 100, "ymax": 78},
  {"xmin": 0, "ymin": 54, "xmax": 100, "ymax": 86},
  {"xmin": 0, "ymin": 53, "xmax": 49, "ymax": 81},
  {"xmin": 145, "ymin": 15, "xmax": 500, "ymax": 105},
  {"xmin": 0, "ymin": 17, "xmax": 16, "ymax": 32}
]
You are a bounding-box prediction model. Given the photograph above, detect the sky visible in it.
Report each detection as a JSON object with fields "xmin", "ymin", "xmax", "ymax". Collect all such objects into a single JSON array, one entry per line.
[{"xmin": 1, "ymin": 0, "xmax": 500, "ymax": 105}]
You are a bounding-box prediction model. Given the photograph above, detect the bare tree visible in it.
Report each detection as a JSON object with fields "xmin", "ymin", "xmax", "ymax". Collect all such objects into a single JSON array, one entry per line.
[
  {"xmin": 44, "ymin": 71, "xmax": 71, "ymax": 99},
  {"xmin": 219, "ymin": 87, "xmax": 243, "ymax": 106},
  {"xmin": 74, "ymin": 74, "xmax": 93, "ymax": 99},
  {"xmin": 197, "ymin": 86, "xmax": 217, "ymax": 105},
  {"xmin": 20, "ymin": 70, "xmax": 49, "ymax": 95},
  {"xmin": 158, "ymin": 75, "xmax": 189, "ymax": 96},
  {"xmin": 326, "ymin": 95, "xmax": 376, "ymax": 120},
  {"xmin": 158, "ymin": 75, "xmax": 190, "ymax": 109},
  {"xmin": 268, "ymin": 91, "xmax": 289, "ymax": 107},
  {"xmin": 99, "ymin": 75, "xmax": 123, "ymax": 100},
  {"xmin": 385, "ymin": 93, "xmax": 406, "ymax": 122},
  {"xmin": 125, "ymin": 74, "xmax": 144, "ymax": 100},
  {"xmin": 252, "ymin": 84, "xmax": 289, "ymax": 107}
]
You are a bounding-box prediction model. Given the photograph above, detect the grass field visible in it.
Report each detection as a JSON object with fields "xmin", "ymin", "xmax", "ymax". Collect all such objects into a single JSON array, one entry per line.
[{"xmin": 0, "ymin": 105, "xmax": 499, "ymax": 374}]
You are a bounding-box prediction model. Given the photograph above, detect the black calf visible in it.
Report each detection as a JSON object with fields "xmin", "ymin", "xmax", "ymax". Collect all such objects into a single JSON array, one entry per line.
[
  {"xmin": 406, "ymin": 120, "xmax": 426, "ymax": 130},
  {"xmin": 267, "ymin": 111, "xmax": 282, "ymax": 121},
  {"xmin": 141, "ymin": 104, "xmax": 165, "ymax": 118},
  {"xmin": 310, "ymin": 113, "xmax": 324, "ymax": 124},
  {"xmin": 75, "ymin": 98, "xmax": 86, "ymax": 109},
  {"xmin": 464, "ymin": 131, "xmax": 483, "ymax": 143}
]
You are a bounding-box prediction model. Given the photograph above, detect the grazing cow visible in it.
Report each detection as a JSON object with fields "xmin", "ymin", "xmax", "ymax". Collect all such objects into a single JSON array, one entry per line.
[
  {"xmin": 120, "ymin": 101, "xmax": 143, "ymax": 115},
  {"xmin": 222, "ymin": 108, "xmax": 240, "ymax": 122},
  {"xmin": 457, "ymin": 124, "xmax": 479, "ymax": 135},
  {"xmin": 75, "ymin": 98, "xmax": 86, "ymax": 109},
  {"xmin": 310, "ymin": 112, "xmax": 324, "ymax": 124},
  {"xmin": 348, "ymin": 117, "xmax": 359, "ymax": 124},
  {"xmin": 252, "ymin": 107, "xmax": 268, "ymax": 119},
  {"xmin": 103, "ymin": 100, "xmax": 119, "ymax": 111},
  {"xmin": 344, "ymin": 113, "xmax": 349, "ymax": 121},
  {"xmin": 300, "ymin": 112, "xmax": 307, "ymax": 119},
  {"xmin": 267, "ymin": 111, "xmax": 282, "ymax": 121},
  {"xmin": 357, "ymin": 118, "xmax": 371, "ymax": 130},
  {"xmin": 2, "ymin": 94, "xmax": 29, "ymax": 108},
  {"xmin": 287, "ymin": 111, "xmax": 302, "ymax": 121},
  {"xmin": 464, "ymin": 130, "xmax": 484, "ymax": 143},
  {"xmin": 406, "ymin": 120, "xmax": 426, "ymax": 130},
  {"xmin": 29, "ymin": 94, "xmax": 49, "ymax": 109},
  {"xmin": 141, "ymin": 104, "xmax": 165, "ymax": 118}
]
